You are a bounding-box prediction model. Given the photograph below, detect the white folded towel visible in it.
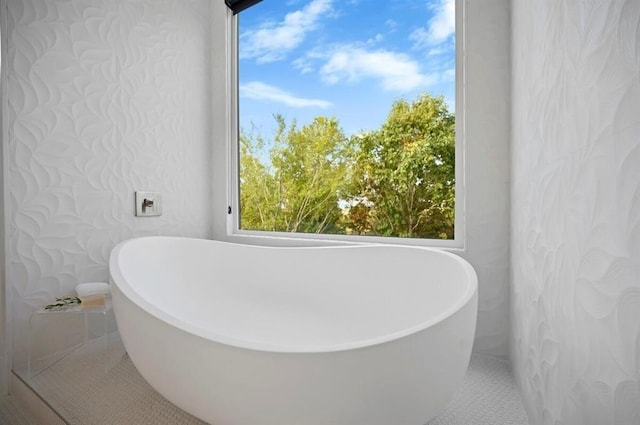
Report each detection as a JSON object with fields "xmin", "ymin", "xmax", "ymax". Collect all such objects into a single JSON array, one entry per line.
[{"xmin": 75, "ymin": 282, "xmax": 111, "ymax": 299}]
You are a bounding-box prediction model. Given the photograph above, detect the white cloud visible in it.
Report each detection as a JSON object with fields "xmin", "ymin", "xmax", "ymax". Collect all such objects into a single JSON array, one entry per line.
[
  {"xmin": 385, "ymin": 19, "xmax": 398, "ymax": 30},
  {"xmin": 319, "ymin": 46, "xmax": 437, "ymax": 92},
  {"xmin": 441, "ymin": 68, "xmax": 455, "ymax": 82},
  {"xmin": 240, "ymin": 82, "xmax": 333, "ymax": 108},
  {"xmin": 240, "ymin": 0, "xmax": 333, "ymax": 64},
  {"xmin": 410, "ymin": 0, "xmax": 455, "ymax": 49},
  {"xmin": 366, "ymin": 33, "xmax": 384, "ymax": 45},
  {"xmin": 292, "ymin": 57, "xmax": 314, "ymax": 74}
]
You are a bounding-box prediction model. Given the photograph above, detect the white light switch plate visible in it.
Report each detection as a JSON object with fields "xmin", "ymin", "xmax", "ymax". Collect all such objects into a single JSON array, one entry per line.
[{"xmin": 135, "ymin": 191, "xmax": 162, "ymax": 217}]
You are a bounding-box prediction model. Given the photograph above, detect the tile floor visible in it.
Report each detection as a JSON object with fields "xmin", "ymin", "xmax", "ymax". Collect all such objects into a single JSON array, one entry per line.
[
  {"xmin": 11, "ymin": 334, "xmax": 529, "ymax": 425},
  {"xmin": 0, "ymin": 395, "xmax": 39, "ymax": 425}
]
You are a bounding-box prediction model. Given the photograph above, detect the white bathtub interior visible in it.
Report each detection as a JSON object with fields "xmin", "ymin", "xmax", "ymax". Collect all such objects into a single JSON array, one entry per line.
[{"xmin": 114, "ymin": 239, "xmax": 475, "ymax": 352}]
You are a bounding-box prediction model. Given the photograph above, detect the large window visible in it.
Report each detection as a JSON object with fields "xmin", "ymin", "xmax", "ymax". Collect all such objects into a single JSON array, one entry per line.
[{"xmin": 233, "ymin": 0, "xmax": 459, "ymax": 242}]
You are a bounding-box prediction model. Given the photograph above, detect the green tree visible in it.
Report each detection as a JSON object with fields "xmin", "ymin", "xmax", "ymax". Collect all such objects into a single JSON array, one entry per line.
[
  {"xmin": 240, "ymin": 92, "xmax": 455, "ymax": 239},
  {"xmin": 344, "ymin": 93, "xmax": 455, "ymax": 239},
  {"xmin": 239, "ymin": 125, "xmax": 279, "ymax": 230},
  {"xmin": 240, "ymin": 115, "xmax": 351, "ymax": 234}
]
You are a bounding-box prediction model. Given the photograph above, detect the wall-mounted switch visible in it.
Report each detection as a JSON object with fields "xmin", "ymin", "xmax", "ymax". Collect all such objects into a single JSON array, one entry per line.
[{"xmin": 135, "ymin": 191, "xmax": 162, "ymax": 217}]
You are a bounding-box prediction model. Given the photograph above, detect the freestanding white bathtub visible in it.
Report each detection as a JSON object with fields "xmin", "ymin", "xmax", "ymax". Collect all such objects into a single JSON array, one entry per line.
[{"xmin": 109, "ymin": 237, "xmax": 477, "ymax": 425}]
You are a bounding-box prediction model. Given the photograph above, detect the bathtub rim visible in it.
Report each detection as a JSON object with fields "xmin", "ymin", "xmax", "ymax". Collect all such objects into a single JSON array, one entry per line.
[{"xmin": 109, "ymin": 236, "xmax": 478, "ymax": 354}]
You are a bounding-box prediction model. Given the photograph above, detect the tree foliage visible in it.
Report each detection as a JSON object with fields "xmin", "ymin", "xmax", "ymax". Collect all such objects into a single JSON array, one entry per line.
[
  {"xmin": 239, "ymin": 126, "xmax": 278, "ymax": 230},
  {"xmin": 343, "ymin": 94, "xmax": 455, "ymax": 239},
  {"xmin": 240, "ymin": 115, "xmax": 350, "ymax": 233},
  {"xmin": 239, "ymin": 92, "xmax": 455, "ymax": 239}
]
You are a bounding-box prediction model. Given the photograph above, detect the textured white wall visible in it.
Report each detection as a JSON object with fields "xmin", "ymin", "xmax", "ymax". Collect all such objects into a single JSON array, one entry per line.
[
  {"xmin": 0, "ymin": 6, "xmax": 7, "ymax": 392},
  {"xmin": 511, "ymin": 1, "xmax": 640, "ymax": 424},
  {"xmin": 4, "ymin": 0, "xmax": 212, "ymax": 366}
]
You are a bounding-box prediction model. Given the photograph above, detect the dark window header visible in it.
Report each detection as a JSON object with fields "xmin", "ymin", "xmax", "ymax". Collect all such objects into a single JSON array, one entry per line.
[{"xmin": 225, "ymin": 0, "xmax": 263, "ymax": 15}]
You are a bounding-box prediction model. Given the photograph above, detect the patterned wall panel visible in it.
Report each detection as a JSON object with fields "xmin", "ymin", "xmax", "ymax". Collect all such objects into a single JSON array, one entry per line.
[
  {"xmin": 6, "ymin": 0, "xmax": 212, "ymax": 365},
  {"xmin": 511, "ymin": 0, "xmax": 640, "ymax": 424}
]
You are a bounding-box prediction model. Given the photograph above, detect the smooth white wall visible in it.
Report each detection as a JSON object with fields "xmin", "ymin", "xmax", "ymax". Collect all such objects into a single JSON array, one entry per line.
[
  {"xmin": 3, "ymin": 0, "xmax": 212, "ymax": 367},
  {"xmin": 460, "ymin": 0, "xmax": 511, "ymax": 357},
  {"xmin": 511, "ymin": 0, "xmax": 640, "ymax": 423}
]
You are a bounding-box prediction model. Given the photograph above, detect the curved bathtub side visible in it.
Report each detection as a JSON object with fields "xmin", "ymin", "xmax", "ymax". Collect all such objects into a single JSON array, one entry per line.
[{"xmin": 112, "ymin": 278, "xmax": 478, "ymax": 425}]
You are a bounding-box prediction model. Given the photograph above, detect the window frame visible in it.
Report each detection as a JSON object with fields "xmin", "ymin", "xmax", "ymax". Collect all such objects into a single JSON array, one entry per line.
[{"xmin": 220, "ymin": 0, "xmax": 466, "ymax": 249}]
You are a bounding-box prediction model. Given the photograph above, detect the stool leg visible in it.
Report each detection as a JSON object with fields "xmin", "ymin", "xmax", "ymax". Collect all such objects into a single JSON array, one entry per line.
[
  {"xmin": 27, "ymin": 315, "xmax": 33, "ymax": 379},
  {"xmin": 103, "ymin": 312, "xmax": 108, "ymax": 374}
]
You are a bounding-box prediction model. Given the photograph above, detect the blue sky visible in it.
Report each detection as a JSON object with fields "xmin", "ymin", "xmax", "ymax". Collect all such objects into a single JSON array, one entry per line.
[{"xmin": 238, "ymin": 0, "xmax": 455, "ymax": 140}]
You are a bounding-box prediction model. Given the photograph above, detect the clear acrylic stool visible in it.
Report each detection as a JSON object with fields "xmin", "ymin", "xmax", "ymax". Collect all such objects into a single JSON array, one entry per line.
[{"xmin": 27, "ymin": 298, "xmax": 124, "ymax": 379}]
